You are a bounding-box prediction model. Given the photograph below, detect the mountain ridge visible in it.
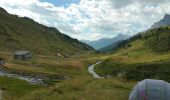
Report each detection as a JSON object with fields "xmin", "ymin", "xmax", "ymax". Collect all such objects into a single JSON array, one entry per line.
[
  {"xmin": 151, "ymin": 14, "xmax": 170, "ymax": 29},
  {"xmin": 112, "ymin": 26, "xmax": 170, "ymax": 53},
  {"xmin": 82, "ymin": 34, "xmax": 129, "ymax": 50},
  {"xmin": 102, "ymin": 14, "xmax": 170, "ymax": 52},
  {"xmin": 0, "ymin": 7, "xmax": 94, "ymax": 55}
]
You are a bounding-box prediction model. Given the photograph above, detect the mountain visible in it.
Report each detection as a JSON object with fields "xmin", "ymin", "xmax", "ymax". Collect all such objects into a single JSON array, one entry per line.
[
  {"xmin": 95, "ymin": 15, "xmax": 170, "ymax": 82},
  {"xmin": 113, "ymin": 26, "xmax": 170, "ymax": 53},
  {"xmin": 151, "ymin": 14, "xmax": 170, "ymax": 29},
  {"xmin": 82, "ymin": 34, "xmax": 129, "ymax": 50},
  {"xmin": 99, "ymin": 40, "xmax": 123, "ymax": 51},
  {"xmin": 113, "ymin": 14, "xmax": 170, "ymax": 53},
  {"xmin": 103, "ymin": 14, "xmax": 170, "ymax": 52},
  {"xmin": 0, "ymin": 7, "xmax": 94, "ymax": 55},
  {"xmin": 95, "ymin": 26, "xmax": 170, "ymax": 83}
]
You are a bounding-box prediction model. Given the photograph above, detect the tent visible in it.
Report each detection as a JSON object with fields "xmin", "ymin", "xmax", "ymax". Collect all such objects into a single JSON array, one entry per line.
[{"xmin": 129, "ymin": 79, "xmax": 170, "ymax": 100}]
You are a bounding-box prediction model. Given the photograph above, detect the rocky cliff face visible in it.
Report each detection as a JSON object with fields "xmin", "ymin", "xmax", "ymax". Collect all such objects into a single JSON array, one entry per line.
[{"xmin": 151, "ymin": 14, "xmax": 170, "ymax": 29}]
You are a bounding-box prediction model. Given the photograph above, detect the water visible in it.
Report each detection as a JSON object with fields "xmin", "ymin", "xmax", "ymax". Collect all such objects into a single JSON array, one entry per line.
[
  {"xmin": 88, "ymin": 62, "xmax": 104, "ymax": 79},
  {"xmin": 0, "ymin": 68, "xmax": 43, "ymax": 84}
]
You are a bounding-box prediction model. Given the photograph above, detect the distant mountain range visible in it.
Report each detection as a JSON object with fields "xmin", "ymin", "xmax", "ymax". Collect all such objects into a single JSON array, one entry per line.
[
  {"xmin": 82, "ymin": 34, "xmax": 129, "ymax": 50},
  {"xmin": 151, "ymin": 14, "xmax": 170, "ymax": 29},
  {"xmin": 0, "ymin": 7, "xmax": 94, "ymax": 55},
  {"xmin": 99, "ymin": 40, "xmax": 123, "ymax": 51}
]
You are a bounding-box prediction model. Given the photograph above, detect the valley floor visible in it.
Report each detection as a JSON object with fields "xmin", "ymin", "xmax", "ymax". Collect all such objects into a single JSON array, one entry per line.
[{"xmin": 0, "ymin": 52, "xmax": 136, "ymax": 100}]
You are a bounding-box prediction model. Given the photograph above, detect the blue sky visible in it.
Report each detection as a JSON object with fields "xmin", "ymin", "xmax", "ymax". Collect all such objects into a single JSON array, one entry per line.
[
  {"xmin": 41, "ymin": 0, "xmax": 80, "ymax": 8},
  {"xmin": 0, "ymin": 0, "xmax": 170, "ymax": 41}
]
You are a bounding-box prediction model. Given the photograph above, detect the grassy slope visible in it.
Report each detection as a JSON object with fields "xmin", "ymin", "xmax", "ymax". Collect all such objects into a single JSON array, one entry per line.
[
  {"xmin": 0, "ymin": 76, "xmax": 42, "ymax": 100},
  {"xmin": 0, "ymin": 7, "xmax": 93, "ymax": 55},
  {"xmin": 19, "ymin": 77, "xmax": 134, "ymax": 100},
  {"xmin": 95, "ymin": 26, "xmax": 170, "ymax": 82}
]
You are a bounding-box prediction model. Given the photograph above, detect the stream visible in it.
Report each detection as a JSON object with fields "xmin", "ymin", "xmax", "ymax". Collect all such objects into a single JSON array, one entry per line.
[
  {"xmin": 0, "ymin": 66, "xmax": 43, "ymax": 84},
  {"xmin": 88, "ymin": 62, "xmax": 104, "ymax": 79},
  {"xmin": 0, "ymin": 61, "xmax": 103, "ymax": 84}
]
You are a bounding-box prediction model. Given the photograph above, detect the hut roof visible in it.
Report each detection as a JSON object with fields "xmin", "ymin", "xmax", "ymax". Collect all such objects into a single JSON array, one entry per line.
[{"xmin": 14, "ymin": 51, "xmax": 30, "ymax": 56}]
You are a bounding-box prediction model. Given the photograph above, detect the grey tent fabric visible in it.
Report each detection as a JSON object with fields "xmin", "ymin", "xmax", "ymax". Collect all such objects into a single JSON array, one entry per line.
[{"xmin": 129, "ymin": 79, "xmax": 170, "ymax": 100}]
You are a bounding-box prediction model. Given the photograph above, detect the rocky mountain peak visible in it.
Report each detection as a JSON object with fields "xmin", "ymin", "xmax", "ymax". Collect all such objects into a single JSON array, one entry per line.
[{"xmin": 151, "ymin": 14, "xmax": 170, "ymax": 29}]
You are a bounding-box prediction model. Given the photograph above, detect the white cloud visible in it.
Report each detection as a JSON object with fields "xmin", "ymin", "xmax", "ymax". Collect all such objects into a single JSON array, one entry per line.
[{"xmin": 0, "ymin": 0, "xmax": 170, "ymax": 41}]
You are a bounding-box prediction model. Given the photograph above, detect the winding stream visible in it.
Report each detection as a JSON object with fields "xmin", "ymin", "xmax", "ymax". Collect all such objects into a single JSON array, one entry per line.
[
  {"xmin": 88, "ymin": 62, "xmax": 104, "ymax": 79},
  {"xmin": 0, "ymin": 61, "xmax": 104, "ymax": 84}
]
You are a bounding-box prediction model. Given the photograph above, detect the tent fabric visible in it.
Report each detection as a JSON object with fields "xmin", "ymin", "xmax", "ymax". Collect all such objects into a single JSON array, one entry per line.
[{"xmin": 129, "ymin": 79, "xmax": 170, "ymax": 100}]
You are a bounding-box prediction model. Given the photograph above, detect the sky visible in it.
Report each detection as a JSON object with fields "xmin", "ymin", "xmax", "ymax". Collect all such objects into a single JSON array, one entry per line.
[
  {"xmin": 41, "ymin": 0, "xmax": 80, "ymax": 8},
  {"xmin": 0, "ymin": 0, "xmax": 170, "ymax": 41}
]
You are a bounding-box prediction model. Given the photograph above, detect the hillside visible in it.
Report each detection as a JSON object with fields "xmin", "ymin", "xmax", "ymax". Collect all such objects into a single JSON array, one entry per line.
[
  {"xmin": 113, "ymin": 26, "xmax": 170, "ymax": 53},
  {"xmin": 111, "ymin": 14, "xmax": 170, "ymax": 53},
  {"xmin": 0, "ymin": 7, "xmax": 94, "ymax": 55},
  {"xmin": 95, "ymin": 26, "xmax": 170, "ymax": 82},
  {"xmin": 82, "ymin": 34, "xmax": 129, "ymax": 50},
  {"xmin": 101, "ymin": 14, "xmax": 170, "ymax": 53}
]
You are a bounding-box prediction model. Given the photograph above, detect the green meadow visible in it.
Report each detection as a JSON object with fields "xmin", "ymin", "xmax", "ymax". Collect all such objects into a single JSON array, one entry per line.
[{"xmin": 0, "ymin": 52, "xmax": 135, "ymax": 100}]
